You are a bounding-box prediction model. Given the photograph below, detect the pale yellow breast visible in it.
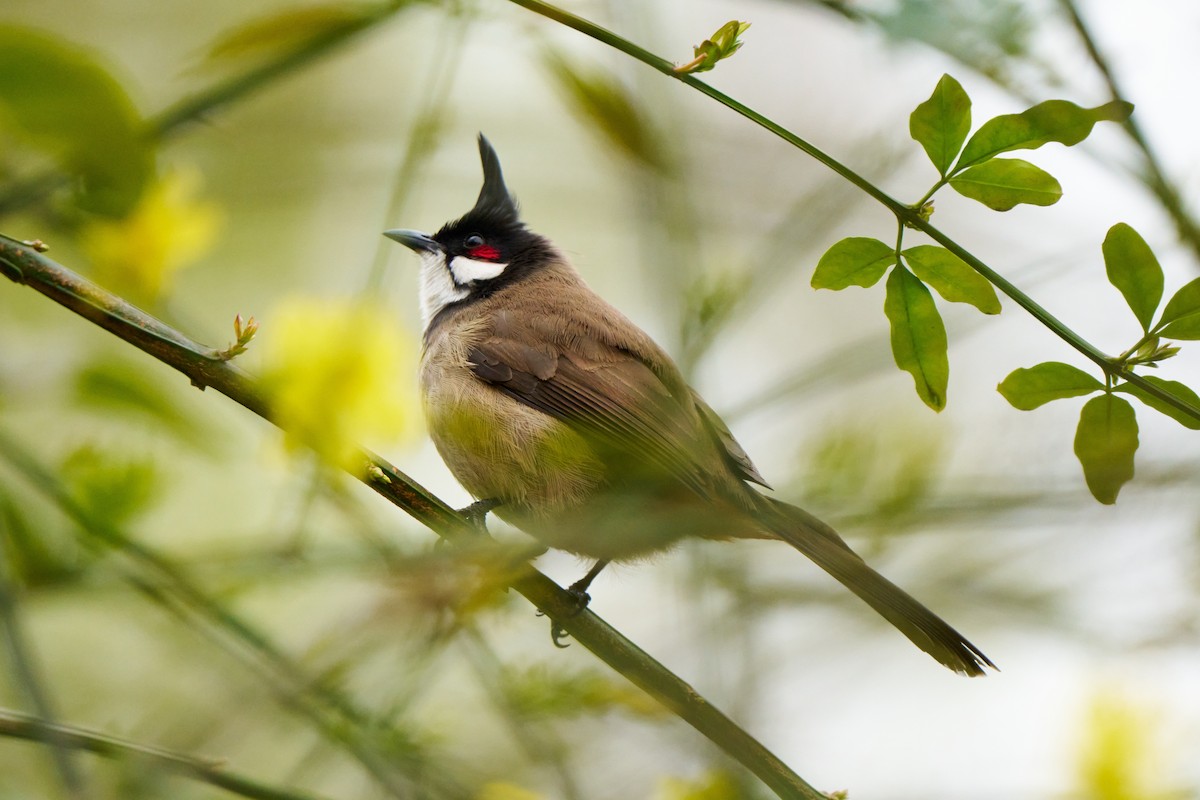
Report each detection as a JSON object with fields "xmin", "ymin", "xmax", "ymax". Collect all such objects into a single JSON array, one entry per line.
[{"xmin": 419, "ymin": 317, "xmax": 605, "ymax": 522}]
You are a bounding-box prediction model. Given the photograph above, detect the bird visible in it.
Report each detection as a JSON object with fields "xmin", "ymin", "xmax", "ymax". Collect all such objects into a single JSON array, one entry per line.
[{"xmin": 385, "ymin": 134, "xmax": 994, "ymax": 676}]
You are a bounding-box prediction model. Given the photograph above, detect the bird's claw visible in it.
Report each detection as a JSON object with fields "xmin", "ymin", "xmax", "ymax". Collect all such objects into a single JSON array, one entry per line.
[
  {"xmin": 546, "ymin": 584, "xmax": 592, "ymax": 648},
  {"xmin": 458, "ymin": 498, "xmax": 500, "ymax": 536}
]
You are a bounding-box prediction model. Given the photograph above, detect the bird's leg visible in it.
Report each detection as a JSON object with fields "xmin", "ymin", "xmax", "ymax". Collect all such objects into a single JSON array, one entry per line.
[
  {"xmin": 457, "ymin": 498, "xmax": 501, "ymax": 536},
  {"xmin": 550, "ymin": 559, "xmax": 610, "ymax": 648}
]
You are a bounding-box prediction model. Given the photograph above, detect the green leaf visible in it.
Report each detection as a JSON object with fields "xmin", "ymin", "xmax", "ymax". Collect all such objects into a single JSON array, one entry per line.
[
  {"xmin": 997, "ymin": 361, "xmax": 1103, "ymax": 410},
  {"xmin": 884, "ymin": 266, "xmax": 949, "ymax": 411},
  {"xmin": 0, "ymin": 25, "xmax": 153, "ymax": 216},
  {"xmin": 910, "ymin": 74, "xmax": 972, "ymax": 177},
  {"xmin": 678, "ymin": 20, "xmax": 751, "ymax": 74},
  {"xmin": 948, "ymin": 158, "xmax": 1062, "ymax": 211},
  {"xmin": 955, "ymin": 99, "xmax": 1133, "ymax": 170},
  {"xmin": 812, "ymin": 237, "xmax": 896, "ymax": 290},
  {"xmin": 1157, "ymin": 277, "xmax": 1200, "ymax": 339},
  {"xmin": 1114, "ymin": 377, "xmax": 1200, "ymax": 430},
  {"xmin": 1074, "ymin": 394, "xmax": 1138, "ymax": 504},
  {"xmin": 73, "ymin": 357, "xmax": 208, "ymax": 447},
  {"xmin": 61, "ymin": 445, "xmax": 160, "ymax": 525},
  {"xmin": 205, "ymin": 4, "xmax": 380, "ymax": 64},
  {"xmin": 1101, "ymin": 223, "xmax": 1163, "ymax": 333},
  {"xmin": 544, "ymin": 51, "xmax": 667, "ymax": 170},
  {"xmin": 902, "ymin": 245, "xmax": 1001, "ymax": 313}
]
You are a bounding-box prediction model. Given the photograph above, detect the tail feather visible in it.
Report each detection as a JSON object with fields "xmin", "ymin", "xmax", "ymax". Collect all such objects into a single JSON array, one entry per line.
[{"xmin": 757, "ymin": 496, "xmax": 995, "ymax": 676}]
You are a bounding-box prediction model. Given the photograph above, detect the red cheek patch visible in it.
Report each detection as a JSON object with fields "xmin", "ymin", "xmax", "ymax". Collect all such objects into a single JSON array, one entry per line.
[{"xmin": 469, "ymin": 245, "xmax": 501, "ymax": 261}]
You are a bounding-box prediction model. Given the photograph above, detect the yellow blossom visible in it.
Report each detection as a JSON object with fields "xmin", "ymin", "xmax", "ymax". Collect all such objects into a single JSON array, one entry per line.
[
  {"xmin": 259, "ymin": 297, "xmax": 418, "ymax": 470},
  {"xmin": 79, "ymin": 168, "xmax": 221, "ymax": 303},
  {"xmin": 1075, "ymin": 688, "xmax": 1175, "ymax": 800},
  {"xmin": 475, "ymin": 782, "xmax": 545, "ymax": 800},
  {"xmin": 657, "ymin": 771, "xmax": 741, "ymax": 800}
]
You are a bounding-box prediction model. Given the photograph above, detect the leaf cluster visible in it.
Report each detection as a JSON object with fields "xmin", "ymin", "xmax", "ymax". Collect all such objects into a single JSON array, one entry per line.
[
  {"xmin": 998, "ymin": 223, "xmax": 1200, "ymax": 503},
  {"xmin": 810, "ymin": 72, "xmax": 1198, "ymax": 503},
  {"xmin": 674, "ymin": 20, "xmax": 751, "ymax": 75}
]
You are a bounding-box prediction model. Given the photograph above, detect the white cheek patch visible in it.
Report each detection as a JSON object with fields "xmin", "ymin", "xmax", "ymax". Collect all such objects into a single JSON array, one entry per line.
[
  {"xmin": 418, "ymin": 251, "xmax": 468, "ymax": 327},
  {"xmin": 449, "ymin": 255, "xmax": 508, "ymax": 285}
]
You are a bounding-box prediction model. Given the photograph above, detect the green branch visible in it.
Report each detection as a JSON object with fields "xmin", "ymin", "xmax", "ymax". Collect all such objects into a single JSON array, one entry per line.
[
  {"xmin": 0, "ymin": 708, "xmax": 327, "ymax": 800},
  {"xmin": 502, "ymin": 0, "xmax": 1200, "ymax": 427},
  {"xmin": 148, "ymin": 2, "xmax": 406, "ymax": 138},
  {"xmin": 0, "ymin": 235, "xmax": 826, "ymax": 800}
]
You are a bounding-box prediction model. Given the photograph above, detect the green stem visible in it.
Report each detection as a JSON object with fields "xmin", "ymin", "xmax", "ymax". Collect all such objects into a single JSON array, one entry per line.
[
  {"xmin": 1059, "ymin": 0, "xmax": 1200, "ymax": 265},
  {"xmin": 913, "ymin": 177, "xmax": 948, "ymax": 211},
  {"xmin": 0, "ymin": 708, "xmax": 328, "ymax": 800},
  {"xmin": 1113, "ymin": 329, "xmax": 1158, "ymax": 365},
  {"xmin": 503, "ymin": 0, "xmax": 1200, "ymax": 427},
  {"xmin": 0, "ymin": 513, "xmax": 91, "ymax": 800}
]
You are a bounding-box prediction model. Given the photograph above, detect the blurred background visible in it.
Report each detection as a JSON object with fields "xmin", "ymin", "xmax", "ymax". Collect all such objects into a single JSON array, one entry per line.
[{"xmin": 1, "ymin": 0, "xmax": 1198, "ymax": 798}]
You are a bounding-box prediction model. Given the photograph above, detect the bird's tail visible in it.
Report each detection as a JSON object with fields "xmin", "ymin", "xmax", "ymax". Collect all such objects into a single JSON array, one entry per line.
[{"xmin": 753, "ymin": 495, "xmax": 995, "ymax": 676}]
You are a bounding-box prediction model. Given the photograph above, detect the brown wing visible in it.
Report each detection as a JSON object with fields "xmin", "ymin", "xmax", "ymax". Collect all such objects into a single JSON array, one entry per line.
[
  {"xmin": 690, "ymin": 389, "xmax": 770, "ymax": 488},
  {"xmin": 467, "ymin": 323, "xmax": 722, "ymax": 499}
]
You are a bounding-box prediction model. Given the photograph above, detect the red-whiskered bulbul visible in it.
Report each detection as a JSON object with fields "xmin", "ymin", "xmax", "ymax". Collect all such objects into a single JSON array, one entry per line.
[{"xmin": 385, "ymin": 135, "xmax": 994, "ymax": 676}]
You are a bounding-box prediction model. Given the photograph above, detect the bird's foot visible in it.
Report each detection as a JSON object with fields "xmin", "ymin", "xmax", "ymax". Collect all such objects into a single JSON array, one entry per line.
[
  {"xmin": 457, "ymin": 498, "xmax": 501, "ymax": 536},
  {"xmin": 546, "ymin": 560, "xmax": 609, "ymax": 648},
  {"xmin": 549, "ymin": 580, "xmax": 594, "ymax": 648}
]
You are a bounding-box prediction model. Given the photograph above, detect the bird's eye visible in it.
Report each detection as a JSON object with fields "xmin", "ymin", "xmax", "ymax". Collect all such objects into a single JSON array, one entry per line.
[{"xmin": 464, "ymin": 234, "xmax": 485, "ymax": 248}]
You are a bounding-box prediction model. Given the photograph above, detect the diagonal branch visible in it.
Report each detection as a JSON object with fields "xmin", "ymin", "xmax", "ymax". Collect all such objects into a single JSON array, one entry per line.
[
  {"xmin": 0, "ymin": 234, "xmax": 826, "ymax": 800},
  {"xmin": 0, "ymin": 708, "xmax": 327, "ymax": 800},
  {"xmin": 1058, "ymin": 0, "xmax": 1200, "ymax": 265}
]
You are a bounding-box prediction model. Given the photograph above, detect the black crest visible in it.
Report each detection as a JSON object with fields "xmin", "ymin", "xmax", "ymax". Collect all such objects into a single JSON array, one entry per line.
[{"xmin": 473, "ymin": 134, "xmax": 519, "ymax": 221}]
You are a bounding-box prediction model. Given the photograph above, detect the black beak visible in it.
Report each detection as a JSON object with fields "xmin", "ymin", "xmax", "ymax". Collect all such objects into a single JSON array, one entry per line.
[{"xmin": 384, "ymin": 229, "xmax": 442, "ymax": 254}]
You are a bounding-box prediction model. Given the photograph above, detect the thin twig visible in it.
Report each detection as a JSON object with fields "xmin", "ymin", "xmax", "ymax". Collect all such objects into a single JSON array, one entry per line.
[
  {"xmin": 0, "ymin": 708, "xmax": 328, "ymax": 800},
  {"xmin": 0, "ymin": 236, "xmax": 827, "ymax": 800},
  {"xmin": 1058, "ymin": 0, "xmax": 1200, "ymax": 265},
  {"xmin": 0, "ymin": 508, "xmax": 92, "ymax": 800}
]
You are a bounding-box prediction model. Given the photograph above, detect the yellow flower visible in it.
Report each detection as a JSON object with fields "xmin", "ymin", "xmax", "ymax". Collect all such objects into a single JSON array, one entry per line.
[
  {"xmin": 657, "ymin": 771, "xmax": 740, "ymax": 800},
  {"xmin": 1075, "ymin": 688, "xmax": 1175, "ymax": 800},
  {"xmin": 79, "ymin": 168, "xmax": 221, "ymax": 303},
  {"xmin": 260, "ymin": 297, "xmax": 418, "ymax": 470},
  {"xmin": 475, "ymin": 783, "xmax": 545, "ymax": 800}
]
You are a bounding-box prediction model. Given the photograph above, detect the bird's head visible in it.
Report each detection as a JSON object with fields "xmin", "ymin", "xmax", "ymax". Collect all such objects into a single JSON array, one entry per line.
[{"xmin": 385, "ymin": 135, "xmax": 554, "ymax": 327}]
